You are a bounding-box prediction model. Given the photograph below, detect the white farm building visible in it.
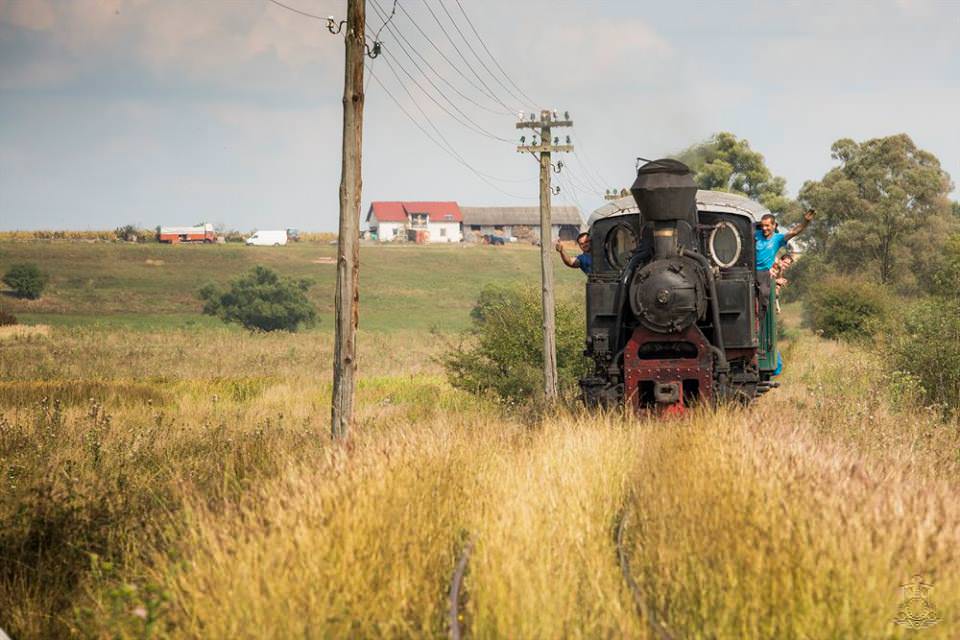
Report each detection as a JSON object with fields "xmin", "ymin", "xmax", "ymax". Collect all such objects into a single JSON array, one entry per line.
[{"xmin": 365, "ymin": 201, "xmax": 463, "ymax": 243}]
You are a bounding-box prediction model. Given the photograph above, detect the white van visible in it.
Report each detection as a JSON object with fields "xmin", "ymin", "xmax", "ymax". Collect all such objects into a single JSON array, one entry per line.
[{"xmin": 246, "ymin": 230, "xmax": 288, "ymax": 246}]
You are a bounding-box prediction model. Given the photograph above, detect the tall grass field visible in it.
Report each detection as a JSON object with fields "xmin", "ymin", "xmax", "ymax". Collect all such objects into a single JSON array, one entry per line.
[{"xmin": 1, "ymin": 241, "xmax": 957, "ymax": 638}]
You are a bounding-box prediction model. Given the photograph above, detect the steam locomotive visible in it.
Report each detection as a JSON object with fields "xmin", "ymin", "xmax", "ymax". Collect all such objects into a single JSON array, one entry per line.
[{"xmin": 580, "ymin": 159, "xmax": 779, "ymax": 412}]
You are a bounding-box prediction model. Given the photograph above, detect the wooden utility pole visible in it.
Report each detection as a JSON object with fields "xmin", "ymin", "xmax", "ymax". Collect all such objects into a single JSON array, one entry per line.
[
  {"xmin": 517, "ymin": 110, "xmax": 573, "ymax": 400},
  {"xmin": 331, "ymin": 0, "xmax": 365, "ymax": 440}
]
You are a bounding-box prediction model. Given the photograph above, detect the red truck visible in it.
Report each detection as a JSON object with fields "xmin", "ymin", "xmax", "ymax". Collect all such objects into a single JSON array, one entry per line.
[{"xmin": 158, "ymin": 223, "xmax": 216, "ymax": 244}]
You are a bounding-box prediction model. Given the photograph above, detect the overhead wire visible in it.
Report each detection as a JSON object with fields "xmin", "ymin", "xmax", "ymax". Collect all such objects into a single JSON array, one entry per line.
[
  {"xmin": 369, "ymin": 0, "xmax": 509, "ymax": 116},
  {"xmin": 451, "ymin": 0, "xmax": 539, "ymax": 110},
  {"xmin": 368, "ymin": 1, "xmax": 514, "ymax": 141},
  {"xmin": 365, "ymin": 62, "xmax": 536, "ymax": 199},
  {"xmin": 264, "ymin": 0, "xmax": 327, "ymax": 20},
  {"xmin": 419, "ymin": 0, "xmax": 518, "ymax": 113},
  {"xmin": 372, "ymin": 0, "xmax": 398, "ymax": 42},
  {"xmin": 263, "ymin": 0, "xmax": 540, "ymax": 200},
  {"xmin": 440, "ymin": 0, "xmax": 534, "ymax": 111},
  {"xmin": 395, "ymin": 3, "xmax": 513, "ymax": 115},
  {"xmin": 570, "ymin": 131, "xmax": 614, "ymax": 192}
]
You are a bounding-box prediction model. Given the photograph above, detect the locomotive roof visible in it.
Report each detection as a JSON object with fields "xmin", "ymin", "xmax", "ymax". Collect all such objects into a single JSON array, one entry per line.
[{"xmin": 586, "ymin": 190, "xmax": 771, "ymax": 227}]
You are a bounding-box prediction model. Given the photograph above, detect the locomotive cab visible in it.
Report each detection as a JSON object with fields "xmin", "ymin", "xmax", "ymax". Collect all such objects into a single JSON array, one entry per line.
[{"xmin": 581, "ymin": 159, "xmax": 777, "ymax": 412}]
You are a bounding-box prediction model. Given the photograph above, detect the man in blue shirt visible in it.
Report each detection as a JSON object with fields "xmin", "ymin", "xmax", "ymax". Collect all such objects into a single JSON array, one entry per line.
[
  {"xmin": 556, "ymin": 232, "xmax": 592, "ymax": 274},
  {"xmin": 756, "ymin": 209, "xmax": 815, "ymax": 314}
]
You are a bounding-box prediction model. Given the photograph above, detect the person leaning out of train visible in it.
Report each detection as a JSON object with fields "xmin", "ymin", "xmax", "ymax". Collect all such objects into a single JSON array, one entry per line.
[
  {"xmin": 756, "ymin": 209, "xmax": 815, "ymax": 272},
  {"xmin": 770, "ymin": 252, "xmax": 795, "ymax": 313},
  {"xmin": 556, "ymin": 232, "xmax": 592, "ymax": 275},
  {"xmin": 756, "ymin": 209, "xmax": 814, "ymax": 313}
]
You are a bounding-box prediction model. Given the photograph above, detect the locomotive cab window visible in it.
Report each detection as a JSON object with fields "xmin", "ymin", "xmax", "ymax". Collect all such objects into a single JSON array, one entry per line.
[
  {"xmin": 708, "ymin": 221, "xmax": 741, "ymax": 268},
  {"xmin": 605, "ymin": 223, "xmax": 638, "ymax": 269}
]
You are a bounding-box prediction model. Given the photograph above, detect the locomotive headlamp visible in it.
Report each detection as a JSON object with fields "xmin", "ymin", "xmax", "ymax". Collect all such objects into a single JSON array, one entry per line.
[{"xmin": 708, "ymin": 221, "xmax": 742, "ymax": 268}]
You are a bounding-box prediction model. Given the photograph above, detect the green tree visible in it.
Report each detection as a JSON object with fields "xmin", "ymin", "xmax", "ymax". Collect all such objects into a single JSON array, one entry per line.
[
  {"xmin": 674, "ymin": 132, "xmax": 791, "ymax": 213},
  {"xmin": 198, "ymin": 265, "xmax": 316, "ymax": 332},
  {"xmin": 2, "ymin": 263, "xmax": 49, "ymax": 299},
  {"xmin": 442, "ymin": 284, "xmax": 586, "ymax": 402},
  {"xmin": 799, "ymin": 134, "xmax": 954, "ymax": 286}
]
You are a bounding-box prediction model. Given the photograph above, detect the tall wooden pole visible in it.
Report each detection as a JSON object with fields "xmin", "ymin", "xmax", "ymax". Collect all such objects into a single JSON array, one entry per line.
[
  {"xmin": 331, "ymin": 0, "xmax": 365, "ymax": 439},
  {"xmin": 517, "ymin": 110, "xmax": 573, "ymax": 401},
  {"xmin": 538, "ymin": 111, "xmax": 558, "ymax": 399}
]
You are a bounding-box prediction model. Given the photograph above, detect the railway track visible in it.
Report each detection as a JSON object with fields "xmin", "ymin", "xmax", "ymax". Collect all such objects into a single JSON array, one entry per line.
[
  {"xmin": 616, "ymin": 501, "xmax": 676, "ymax": 640},
  {"xmin": 448, "ymin": 538, "xmax": 474, "ymax": 640},
  {"xmin": 448, "ymin": 504, "xmax": 674, "ymax": 639}
]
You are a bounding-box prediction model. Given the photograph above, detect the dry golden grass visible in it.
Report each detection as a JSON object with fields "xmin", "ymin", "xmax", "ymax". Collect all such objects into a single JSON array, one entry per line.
[
  {"xmin": 0, "ymin": 324, "xmax": 50, "ymax": 341},
  {"xmin": 2, "ymin": 323, "xmax": 959, "ymax": 639}
]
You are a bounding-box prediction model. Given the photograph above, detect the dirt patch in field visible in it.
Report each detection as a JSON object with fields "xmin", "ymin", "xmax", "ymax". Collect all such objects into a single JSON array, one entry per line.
[
  {"xmin": 311, "ymin": 257, "xmax": 336, "ymax": 265},
  {"xmin": 0, "ymin": 325, "xmax": 51, "ymax": 341},
  {"xmin": 145, "ymin": 259, "xmax": 165, "ymax": 266}
]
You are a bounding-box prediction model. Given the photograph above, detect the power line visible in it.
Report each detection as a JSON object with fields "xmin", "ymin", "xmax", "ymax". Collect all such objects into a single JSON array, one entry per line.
[
  {"xmin": 372, "ymin": 0, "xmax": 397, "ymax": 42},
  {"xmin": 568, "ymin": 153, "xmax": 607, "ymax": 195},
  {"xmin": 368, "ymin": 1, "xmax": 514, "ymax": 139},
  {"xmin": 371, "ymin": 50, "xmax": 521, "ymax": 180},
  {"xmin": 264, "ymin": 0, "xmax": 326, "ymax": 20},
  {"xmin": 419, "ymin": 0, "xmax": 518, "ymax": 113},
  {"xmin": 369, "ymin": 0, "xmax": 508, "ymax": 116},
  {"xmin": 395, "ymin": 3, "xmax": 512, "ymax": 115},
  {"xmin": 437, "ymin": 0, "xmax": 537, "ymax": 108},
  {"xmin": 452, "ymin": 0, "xmax": 538, "ymax": 108},
  {"xmin": 367, "ymin": 63, "xmax": 536, "ymax": 199},
  {"xmin": 374, "ymin": 41, "xmax": 514, "ymax": 144},
  {"xmin": 570, "ymin": 131, "xmax": 613, "ymax": 192}
]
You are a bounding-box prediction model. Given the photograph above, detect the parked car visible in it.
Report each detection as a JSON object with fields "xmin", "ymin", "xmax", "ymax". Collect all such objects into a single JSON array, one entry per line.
[{"xmin": 246, "ymin": 230, "xmax": 288, "ymax": 246}]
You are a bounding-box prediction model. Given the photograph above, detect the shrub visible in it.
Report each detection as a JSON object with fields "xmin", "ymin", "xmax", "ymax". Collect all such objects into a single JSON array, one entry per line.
[
  {"xmin": 780, "ymin": 253, "xmax": 834, "ymax": 303},
  {"xmin": 442, "ymin": 283, "xmax": 587, "ymax": 402},
  {"xmin": 198, "ymin": 266, "xmax": 316, "ymax": 332},
  {"xmin": 805, "ymin": 277, "xmax": 890, "ymax": 341},
  {"xmin": 2, "ymin": 263, "xmax": 50, "ymax": 299},
  {"xmin": 887, "ymin": 297, "xmax": 960, "ymax": 412},
  {"xmin": 0, "ymin": 309, "xmax": 17, "ymax": 326}
]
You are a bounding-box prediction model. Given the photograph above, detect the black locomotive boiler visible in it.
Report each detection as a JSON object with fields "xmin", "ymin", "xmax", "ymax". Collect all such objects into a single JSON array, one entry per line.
[{"xmin": 580, "ymin": 159, "xmax": 779, "ymax": 413}]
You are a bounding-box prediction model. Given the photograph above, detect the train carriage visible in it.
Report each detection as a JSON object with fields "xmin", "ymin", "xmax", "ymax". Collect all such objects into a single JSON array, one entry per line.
[{"xmin": 580, "ymin": 159, "xmax": 778, "ymax": 413}]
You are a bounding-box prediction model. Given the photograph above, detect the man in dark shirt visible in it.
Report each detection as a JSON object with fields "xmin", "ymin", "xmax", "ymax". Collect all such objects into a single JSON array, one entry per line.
[{"xmin": 556, "ymin": 232, "xmax": 592, "ymax": 274}]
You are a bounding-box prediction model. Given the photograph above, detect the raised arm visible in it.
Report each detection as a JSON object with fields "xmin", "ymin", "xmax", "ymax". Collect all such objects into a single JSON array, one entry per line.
[
  {"xmin": 784, "ymin": 209, "xmax": 816, "ymax": 242},
  {"xmin": 555, "ymin": 240, "xmax": 580, "ymax": 269}
]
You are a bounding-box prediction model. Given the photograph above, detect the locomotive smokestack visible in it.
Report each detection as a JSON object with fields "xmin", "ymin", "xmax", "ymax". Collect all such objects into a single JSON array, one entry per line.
[
  {"xmin": 630, "ymin": 159, "xmax": 698, "ymax": 225},
  {"xmin": 631, "ymin": 159, "xmax": 698, "ymax": 259}
]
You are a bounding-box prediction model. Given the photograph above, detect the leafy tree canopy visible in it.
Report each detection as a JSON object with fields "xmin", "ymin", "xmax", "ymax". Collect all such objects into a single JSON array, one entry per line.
[
  {"xmin": 799, "ymin": 134, "xmax": 954, "ymax": 286},
  {"xmin": 198, "ymin": 265, "xmax": 316, "ymax": 332},
  {"xmin": 674, "ymin": 132, "xmax": 791, "ymax": 213}
]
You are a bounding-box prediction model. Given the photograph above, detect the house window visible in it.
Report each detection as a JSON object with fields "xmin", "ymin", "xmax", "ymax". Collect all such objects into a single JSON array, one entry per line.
[
  {"xmin": 392, "ymin": 228, "xmax": 398, "ymax": 236},
  {"xmin": 410, "ymin": 213, "xmax": 428, "ymax": 228},
  {"xmin": 494, "ymin": 225, "xmax": 504, "ymax": 232},
  {"xmin": 444, "ymin": 214, "xmax": 454, "ymax": 221},
  {"xmin": 470, "ymin": 225, "xmax": 481, "ymax": 231},
  {"xmin": 440, "ymin": 228, "xmax": 447, "ymax": 237}
]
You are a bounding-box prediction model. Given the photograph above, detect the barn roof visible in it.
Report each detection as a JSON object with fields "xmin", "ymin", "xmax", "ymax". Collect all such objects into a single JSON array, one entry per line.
[
  {"xmin": 586, "ymin": 190, "xmax": 770, "ymax": 226},
  {"xmin": 368, "ymin": 201, "xmax": 463, "ymax": 223},
  {"xmin": 460, "ymin": 206, "xmax": 583, "ymax": 227}
]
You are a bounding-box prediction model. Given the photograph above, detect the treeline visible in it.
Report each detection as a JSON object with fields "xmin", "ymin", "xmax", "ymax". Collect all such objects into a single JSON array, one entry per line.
[
  {"xmin": 0, "ymin": 228, "xmax": 338, "ymax": 243},
  {"xmin": 680, "ymin": 132, "xmax": 960, "ymax": 413}
]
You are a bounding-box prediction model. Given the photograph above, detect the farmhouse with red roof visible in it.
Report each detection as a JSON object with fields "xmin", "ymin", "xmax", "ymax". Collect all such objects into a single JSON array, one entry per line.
[{"xmin": 365, "ymin": 201, "xmax": 463, "ymax": 243}]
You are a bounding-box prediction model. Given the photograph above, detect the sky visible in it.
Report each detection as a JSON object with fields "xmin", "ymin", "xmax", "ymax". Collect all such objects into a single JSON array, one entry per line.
[{"xmin": 1, "ymin": 0, "xmax": 958, "ymax": 231}]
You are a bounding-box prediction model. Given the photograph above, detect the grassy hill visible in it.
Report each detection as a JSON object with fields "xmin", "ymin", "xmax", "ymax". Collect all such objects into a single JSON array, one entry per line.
[{"xmin": 0, "ymin": 241, "xmax": 585, "ymax": 332}]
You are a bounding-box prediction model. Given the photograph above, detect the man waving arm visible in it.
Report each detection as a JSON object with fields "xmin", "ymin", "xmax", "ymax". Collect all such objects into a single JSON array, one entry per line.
[{"xmin": 784, "ymin": 208, "xmax": 816, "ymax": 242}]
